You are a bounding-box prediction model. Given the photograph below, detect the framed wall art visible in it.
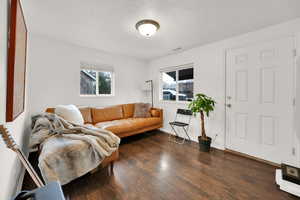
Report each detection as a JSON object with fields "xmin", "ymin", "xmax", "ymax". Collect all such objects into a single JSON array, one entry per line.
[{"xmin": 6, "ymin": 0, "xmax": 27, "ymax": 122}]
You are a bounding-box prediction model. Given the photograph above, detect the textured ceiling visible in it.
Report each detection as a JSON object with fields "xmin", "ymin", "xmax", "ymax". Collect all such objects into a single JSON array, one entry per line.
[{"xmin": 22, "ymin": 0, "xmax": 300, "ymax": 60}]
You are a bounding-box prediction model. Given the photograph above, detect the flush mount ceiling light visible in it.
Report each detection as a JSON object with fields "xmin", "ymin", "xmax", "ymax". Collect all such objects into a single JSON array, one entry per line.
[{"xmin": 135, "ymin": 19, "xmax": 160, "ymax": 37}]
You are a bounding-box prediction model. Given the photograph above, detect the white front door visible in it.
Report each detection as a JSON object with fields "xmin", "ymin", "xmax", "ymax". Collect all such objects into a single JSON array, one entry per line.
[{"xmin": 225, "ymin": 37, "xmax": 296, "ymax": 165}]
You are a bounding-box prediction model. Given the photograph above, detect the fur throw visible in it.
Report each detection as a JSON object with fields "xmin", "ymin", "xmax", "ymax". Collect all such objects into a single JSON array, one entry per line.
[{"xmin": 30, "ymin": 113, "xmax": 120, "ymax": 185}]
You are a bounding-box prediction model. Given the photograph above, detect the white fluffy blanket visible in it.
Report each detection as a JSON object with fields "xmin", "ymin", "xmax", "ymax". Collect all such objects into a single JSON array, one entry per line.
[{"xmin": 30, "ymin": 113, "xmax": 120, "ymax": 185}]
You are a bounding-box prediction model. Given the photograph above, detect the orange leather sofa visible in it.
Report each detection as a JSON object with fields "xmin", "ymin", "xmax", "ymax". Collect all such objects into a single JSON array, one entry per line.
[{"xmin": 46, "ymin": 103, "xmax": 163, "ymax": 138}]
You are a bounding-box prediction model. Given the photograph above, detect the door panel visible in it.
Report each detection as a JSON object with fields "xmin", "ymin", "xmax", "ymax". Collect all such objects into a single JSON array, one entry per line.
[
  {"xmin": 260, "ymin": 67, "xmax": 275, "ymax": 103},
  {"xmin": 235, "ymin": 113, "xmax": 248, "ymax": 139},
  {"xmin": 226, "ymin": 37, "xmax": 296, "ymax": 165},
  {"xmin": 260, "ymin": 115, "xmax": 275, "ymax": 145},
  {"xmin": 235, "ymin": 70, "xmax": 248, "ymax": 102}
]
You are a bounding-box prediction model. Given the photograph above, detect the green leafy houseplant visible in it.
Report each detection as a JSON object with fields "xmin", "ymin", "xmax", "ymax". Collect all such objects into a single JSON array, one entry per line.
[{"xmin": 188, "ymin": 93, "xmax": 216, "ymax": 151}]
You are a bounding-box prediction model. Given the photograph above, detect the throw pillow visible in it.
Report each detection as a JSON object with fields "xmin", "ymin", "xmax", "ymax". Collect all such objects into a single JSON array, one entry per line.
[
  {"xmin": 150, "ymin": 109, "xmax": 160, "ymax": 117},
  {"xmin": 55, "ymin": 104, "xmax": 84, "ymax": 125},
  {"xmin": 133, "ymin": 103, "xmax": 151, "ymax": 118}
]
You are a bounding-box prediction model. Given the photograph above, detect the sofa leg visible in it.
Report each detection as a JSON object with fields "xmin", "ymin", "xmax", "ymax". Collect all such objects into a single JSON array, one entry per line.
[{"xmin": 110, "ymin": 162, "xmax": 114, "ymax": 174}]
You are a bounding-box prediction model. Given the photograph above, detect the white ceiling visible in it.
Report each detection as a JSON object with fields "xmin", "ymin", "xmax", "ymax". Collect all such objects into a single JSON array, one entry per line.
[{"xmin": 22, "ymin": 0, "xmax": 300, "ymax": 60}]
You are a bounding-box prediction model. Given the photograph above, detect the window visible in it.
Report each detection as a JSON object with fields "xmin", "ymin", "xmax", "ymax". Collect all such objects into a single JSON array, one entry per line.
[
  {"xmin": 161, "ymin": 65, "xmax": 193, "ymax": 102},
  {"xmin": 80, "ymin": 68, "xmax": 114, "ymax": 96}
]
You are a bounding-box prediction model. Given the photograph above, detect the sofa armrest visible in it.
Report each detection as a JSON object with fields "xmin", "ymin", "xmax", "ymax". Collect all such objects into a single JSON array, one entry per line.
[{"xmin": 45, "ymin": 108, "xmax": 55, "ymax": 113}]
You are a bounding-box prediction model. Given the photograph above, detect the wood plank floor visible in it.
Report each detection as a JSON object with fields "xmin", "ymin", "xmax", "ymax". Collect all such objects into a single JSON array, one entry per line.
[{"xmin": 23, "ymin": 131, "xmax": 299, "ymax": 200}]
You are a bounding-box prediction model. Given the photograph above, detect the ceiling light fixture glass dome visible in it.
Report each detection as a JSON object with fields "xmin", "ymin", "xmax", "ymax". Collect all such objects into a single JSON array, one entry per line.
[{"xmin": 135, "ymin": 19, "xmax": 160, "ymax": 37}]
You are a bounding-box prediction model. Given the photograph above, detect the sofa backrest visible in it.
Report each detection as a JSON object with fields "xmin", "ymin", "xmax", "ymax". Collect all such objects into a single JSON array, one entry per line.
[
  {"xmin": 45, "ymin": 103, "xmax": 159, "ymax": 124},
  {"xmin": 91, "ymin": 105, "xmax": 124, "ymax": 124},
  {"xmin": 122, "ymin": 103, "xmax": 135, "ymax": 119},
  {"xmin": 78, "ymin": 107, "xmax": 93, "ymax": 124}
]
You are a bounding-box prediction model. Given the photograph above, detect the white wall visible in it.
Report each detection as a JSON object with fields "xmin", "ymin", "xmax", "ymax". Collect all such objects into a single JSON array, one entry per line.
[
  {"xmin": 26, "ymin": 34, "xmax": 148, "ymax": 116},
  {"xmin": 0, "ymin": 0, "xmax": 30, "ymax": 199},
  {"xmin": 295, "ymin": 33, "xmax": 300, "ymax": 142},
  {"xmin": 0, "ymin": 30, "xmax": 148, "ymax": 199},
  {"xmin": 148, "ymin": 18, "xmax": 300, "ymax": 155}
]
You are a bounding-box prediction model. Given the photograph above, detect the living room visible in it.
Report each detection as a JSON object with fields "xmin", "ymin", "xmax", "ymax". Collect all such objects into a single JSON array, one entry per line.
[{"xmin": 1, "ymin": 0, "xmax": 300, "ymax": 199}]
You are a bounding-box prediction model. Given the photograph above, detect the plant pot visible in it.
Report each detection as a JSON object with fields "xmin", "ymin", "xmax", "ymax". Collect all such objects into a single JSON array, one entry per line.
[{"xmin": 198, "ymin": 136, "xmax": 212, "ymax": 152}]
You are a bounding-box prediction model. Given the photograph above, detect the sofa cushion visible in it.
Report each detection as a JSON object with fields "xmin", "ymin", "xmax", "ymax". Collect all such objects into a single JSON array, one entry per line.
[
  {"xmin": 78, "ymin": 107, "xmax": 93, "ymax": 124},
  {"xmin": 92, "ymin": 105, "xmax": 123, "ymax": 123},
  {"xmin": 122, "ymin": 104, "xmax": 134, "ymax": 118},
  {"xmin": 133, "ymin": 103, "xmax": 151, "ymax": 118},
  {"xmin": 95, "ymin": 119, "xmax": 140, "ymax": 134},
  {"xmin": 133, "ymin": 117, "xmax": 161, "ymax": 127},
  {"xmin": 95, "ymin": 117, "xmax": 161, "ymax": 134},
  {"xmin": 55, "ymin": 105, "xmax": 84, "ymax": 125}
]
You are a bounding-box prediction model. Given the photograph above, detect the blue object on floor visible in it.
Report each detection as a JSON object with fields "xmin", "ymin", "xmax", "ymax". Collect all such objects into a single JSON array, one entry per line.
[{"xmin": 12, "ymin": 181, "xmax": 65, "ymax": 200}]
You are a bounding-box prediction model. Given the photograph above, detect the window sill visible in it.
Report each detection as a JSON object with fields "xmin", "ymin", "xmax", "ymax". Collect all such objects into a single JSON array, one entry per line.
[
  {"xmin": 159, "ymin": 100, "xmax": 191, "ymax": 105},
  {"xmin": 80, "ymin": 95, "xmax": 114, "ymax": 98}
]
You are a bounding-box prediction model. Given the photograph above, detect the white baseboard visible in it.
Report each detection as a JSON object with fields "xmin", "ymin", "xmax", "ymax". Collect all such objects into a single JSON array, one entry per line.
[
  {"xmin": 159, "ymin": 128, "xmax": 170, "ymax": 134},
  {"xmin": 211, "ymin": 142, "xmax": 225, "ymax": 150},
  {"xmin": 158, "ymin": 128, "xmax": 224, "ymax": 150}
]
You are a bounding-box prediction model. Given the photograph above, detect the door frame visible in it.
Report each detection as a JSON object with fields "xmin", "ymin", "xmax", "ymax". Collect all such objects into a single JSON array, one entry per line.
[{"xmin": 223, "ymin": 36, "xmax": 299, "ymax": 166}]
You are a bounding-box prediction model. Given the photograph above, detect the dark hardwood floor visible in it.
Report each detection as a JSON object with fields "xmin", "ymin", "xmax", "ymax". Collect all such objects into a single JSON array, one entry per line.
[{"xmin": 23, "ymin": 131, "xmax": 299, "ymax": 200}]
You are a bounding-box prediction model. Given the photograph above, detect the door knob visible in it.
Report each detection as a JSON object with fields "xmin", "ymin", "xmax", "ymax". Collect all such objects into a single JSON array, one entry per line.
[{"xmin": 226, "ymin": 104, "xmax": 231, "ymax": 108}]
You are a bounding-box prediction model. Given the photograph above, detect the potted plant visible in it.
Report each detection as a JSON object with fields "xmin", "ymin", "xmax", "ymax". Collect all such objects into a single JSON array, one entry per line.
[{"xmin": 188, "ymin": 93, "xmax": 216, "ymax": 152}]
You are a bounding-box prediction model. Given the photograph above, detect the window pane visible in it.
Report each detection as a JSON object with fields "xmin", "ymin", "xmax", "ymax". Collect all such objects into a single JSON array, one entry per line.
[
  {"xmin": 80, "ymin": 69, "xmax": 96, "ymax": 95},
  {"xmin": 178, "ymin": 68, "xmax": 193, "ymax": 101},
  {"xmin": 179, "ymin": 68, "xmax": 193, "ymax": 80},
  {"xmin": 162, "ymin": 71, "xmax": 176, "ymax": 101},
  {"xmin": 98, "ymin": 71, "xmax": 112, "ymax": 95}
]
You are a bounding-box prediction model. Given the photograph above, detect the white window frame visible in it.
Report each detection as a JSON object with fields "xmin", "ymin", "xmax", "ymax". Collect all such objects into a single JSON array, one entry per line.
[
  {"xmin": 159, "ymin": 63, "xmax": 194, "ymax": 103},
  {"xmin": 80, "ymin": 68, "xmax": 115, "ymax": 97}
]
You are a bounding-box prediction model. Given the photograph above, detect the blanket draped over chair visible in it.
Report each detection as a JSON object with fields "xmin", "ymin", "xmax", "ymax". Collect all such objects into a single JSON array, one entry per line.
[{"xmin": 30, "ymin": 113, "xmax": 120, "ymax": 185}]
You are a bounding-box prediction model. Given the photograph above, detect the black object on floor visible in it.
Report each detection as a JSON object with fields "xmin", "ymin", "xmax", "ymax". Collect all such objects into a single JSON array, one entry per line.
[
  {"xmin": 282, "ymin": 164, "xmax": 300, "ymax": 185},
  {"xmin": 198, "ymin": 136, "xmax": 212, "ymax": 152},
  {"xmin": 12, "ymin": 182, "xmax": 65, "ymax": 200}
]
